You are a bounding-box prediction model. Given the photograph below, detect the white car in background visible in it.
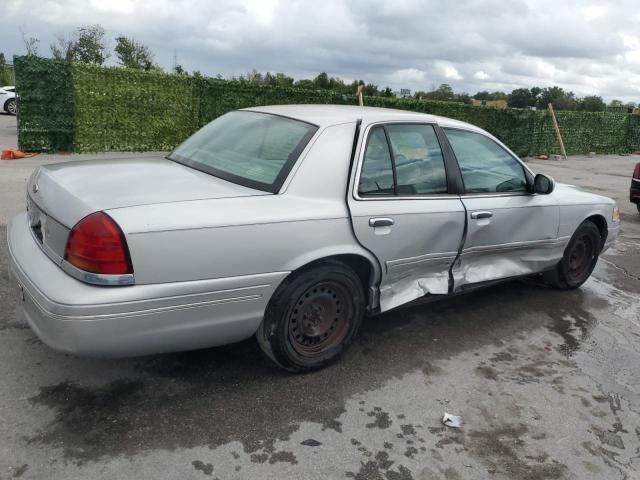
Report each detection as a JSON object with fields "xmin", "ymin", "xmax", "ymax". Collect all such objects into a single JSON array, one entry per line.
[{"xmin": 0, "ymin": 86, "xmax": 16, "ymax": 115}]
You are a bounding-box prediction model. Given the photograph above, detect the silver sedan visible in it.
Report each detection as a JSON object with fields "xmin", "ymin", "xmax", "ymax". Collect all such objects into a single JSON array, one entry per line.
[{"xmin": 8, "ymin": 105, "xmax": 620, "ymax": 371}]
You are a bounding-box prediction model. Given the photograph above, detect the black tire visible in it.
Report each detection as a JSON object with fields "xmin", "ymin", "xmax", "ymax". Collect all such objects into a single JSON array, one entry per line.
[
  {"xmin": 637, "ymin": 204, "xmax": 640, "ymax": 215},
  {"xmin": 256, "ymin": 261, "xmax": 365, "ymax": 372},
  {"xmin": 5, "ymin": 98, "xmax": 16, "ymax": 116},
  {"xmin": 544, "ymin": 220, "xmax": 602, "ymax": 289}
]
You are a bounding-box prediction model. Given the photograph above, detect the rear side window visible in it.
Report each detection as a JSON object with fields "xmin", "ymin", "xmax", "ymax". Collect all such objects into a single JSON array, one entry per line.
[
  {"xmin": 445, "ymin": 129, "xmax": 528, "ymax": 193},
  {"xmin": 358, "ymin": 124, "xmax": 448, "ymax": 196},
  {"xmin": 359, "ymin": 127, "xmax": 395, "ymax": 195},
  {"xmin": 386, "ymin": 124, "xmax": 447, "ymax": 195}
]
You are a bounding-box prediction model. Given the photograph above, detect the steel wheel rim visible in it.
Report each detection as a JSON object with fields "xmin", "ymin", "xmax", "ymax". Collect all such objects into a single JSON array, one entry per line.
[
  {"xmin": 288, "ymin": 281, "xmax": 353, "ymax": 356},
  {"xmin": 567, "ymin": 235, "xmax": 595, "ymax": 282},
  {"xmin": 7, "ymin": 100, "xmax": 16, "ymax": 115}
]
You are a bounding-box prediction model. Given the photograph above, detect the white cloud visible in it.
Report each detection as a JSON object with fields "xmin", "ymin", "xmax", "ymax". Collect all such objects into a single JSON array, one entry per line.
[
  {"xmin": 1, "ymin": 0, "xmax": 640, "ymax": 101},
  {"xmin": 435, "ymin": 62, "xmax": 463, "ymax": 80},
  {"xmin": 581, "ymin": 5, "xmax": 607, "ymax": 21},
  {"xmin": 387, "ymin": 68, "xmax": 426, "ymax": 83}
]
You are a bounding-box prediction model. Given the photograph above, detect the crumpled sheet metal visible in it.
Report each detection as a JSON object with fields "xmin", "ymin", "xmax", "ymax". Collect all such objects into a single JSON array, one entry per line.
[{"xmin": 379, "ymin": 273, "xmax": 449, "ymax": 311}]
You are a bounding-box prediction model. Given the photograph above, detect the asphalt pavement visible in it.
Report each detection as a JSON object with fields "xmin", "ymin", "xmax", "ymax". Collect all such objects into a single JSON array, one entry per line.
[{"xmin": 1, "ymin": 112, "xmax": 639, "ymax": 480}]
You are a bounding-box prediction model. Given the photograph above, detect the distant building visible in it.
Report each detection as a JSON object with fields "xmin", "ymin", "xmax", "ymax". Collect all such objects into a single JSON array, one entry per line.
[{"xmin": 472, "ymin": 99, "xmax": 507, "ymax": 109}]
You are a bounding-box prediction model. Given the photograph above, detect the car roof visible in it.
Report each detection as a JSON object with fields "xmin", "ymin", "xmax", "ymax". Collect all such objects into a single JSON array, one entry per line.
[{"xmin": 243, "ymin": 104, "xmax": 484, "ymax": 132}]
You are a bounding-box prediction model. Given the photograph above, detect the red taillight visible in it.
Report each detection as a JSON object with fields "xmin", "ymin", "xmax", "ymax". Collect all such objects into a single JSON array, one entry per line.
[
  {"xmin": 64, "ymin": 212, "xmax": 133, "ymax": 275},
  {"xmin": 633, "ymin": 163, "xmax": 640, "ymax": 179}
]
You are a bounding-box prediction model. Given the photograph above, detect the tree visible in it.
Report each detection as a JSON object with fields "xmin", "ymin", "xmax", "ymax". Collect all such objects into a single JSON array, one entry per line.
[
  {"xmin": 423, "ymin": 84, "xmax": 455, "ymax": 101},
  {"xmin": 74, "ymin": 25, "xmax": 109, "ymax": 65},
  {"xmin": 313, "ymin": 72, "xmax": 330, "ymax": 89},
  {"xmin": 474, "ymin": 90, "xmax": 508, "ymax": 101},
  {"xmin": 50, "ymin": 33, "xmax": 76, "ymax": 61},
  {"xmin": 115, "ymin": 36, "xmax": 156, "ymax": 70},
  {"xmin": 473, "ymin": 90, "xmax": 491, "ymax": 100},
  {"xmin": 579, "ymin": 95, "xmax": 606, "ymax": 112},
  {"xmin": 536, "ymin": 86, "xmax": 578, "ymax": 110},
  {"xmin": 608, "ymin": 99, "xmax": 623, "ymax": 108},
  {"xmin": 508, "ymin": 88, "xmax": 539, "ymax": 108},
  {"xmin": 454, "ymin": 92, "xmax": 472, "ymax": 104},
  {"xmin": 50, "ymin": 25, "xmax": 109, "ymax": 64},
  {"xmin": 20, "ymin": 28, "xmax": 39, "ymax": 56},
  {"xmin": 381, "ymin": 86, "xmax": 394, "ymax": 97}
]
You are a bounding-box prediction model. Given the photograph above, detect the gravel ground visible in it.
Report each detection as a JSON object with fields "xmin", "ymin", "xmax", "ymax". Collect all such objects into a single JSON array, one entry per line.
[{"xmin": 1, "ymin": 113, "xmax": 639, "ymax": 480}]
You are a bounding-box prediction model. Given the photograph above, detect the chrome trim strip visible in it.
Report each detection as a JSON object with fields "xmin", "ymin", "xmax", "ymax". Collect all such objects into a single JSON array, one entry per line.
[
  {"xmin": 632, "ymin": 177, "xmax": 640, "ymax": 184},
  {"xmin": 61, "ymin": 260, "xmax": 135, "ymax": 286},
  {"xmin": 387, "ymin": 251, "xmax": 458, "ymax": 269},
  {"xmin": 22, "ymin": 284, "xmax": 261, "ymax": 322},
  {"xmin": 461, "ymin": 238, "xmax": 563, "ymax": 255}
]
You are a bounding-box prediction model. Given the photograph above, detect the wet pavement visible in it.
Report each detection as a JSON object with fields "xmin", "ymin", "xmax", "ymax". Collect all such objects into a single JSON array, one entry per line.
[{"xmin": 1, "ymin": 111, "xmax": 639, "ymax": 479}]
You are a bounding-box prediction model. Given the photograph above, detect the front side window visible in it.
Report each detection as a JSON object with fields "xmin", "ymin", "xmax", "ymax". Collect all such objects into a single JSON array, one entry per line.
[
  {"xmin": 358, "ymin": 124, "xmax": 447, "ymax": 196},
  {"xmin": 445, "ymin": 129, "xmax": 528, "ymax": 193},
  {"xmin": 168, "ymin": 111, "xmax": 318, "ymax": 193}
]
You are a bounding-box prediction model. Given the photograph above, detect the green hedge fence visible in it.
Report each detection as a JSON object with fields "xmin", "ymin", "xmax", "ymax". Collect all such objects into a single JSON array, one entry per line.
[{"xmin": 14, "ymin": 56, "xmax": 640, "ymax": 155}]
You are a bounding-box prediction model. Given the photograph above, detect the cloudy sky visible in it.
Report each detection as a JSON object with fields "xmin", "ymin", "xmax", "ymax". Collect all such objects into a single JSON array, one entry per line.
[{"xmin": 2, "ymin": 0, "xmax": 639, "ymax": 101}]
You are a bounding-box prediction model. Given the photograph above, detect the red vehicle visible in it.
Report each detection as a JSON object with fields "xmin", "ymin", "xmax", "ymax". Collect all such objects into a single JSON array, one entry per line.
[{"xmin": 632, "ymin": 162, "xmax": 640, "ymax": 214}]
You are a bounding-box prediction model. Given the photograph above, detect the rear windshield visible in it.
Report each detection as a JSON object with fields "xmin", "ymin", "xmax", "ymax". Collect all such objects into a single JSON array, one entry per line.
[{"xmin": 168, "ymin": 111, "xmax": 318, "ymax": 193}]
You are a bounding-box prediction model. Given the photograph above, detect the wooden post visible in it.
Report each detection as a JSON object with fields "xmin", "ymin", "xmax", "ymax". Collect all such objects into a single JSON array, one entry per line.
[
  {"xmin": 548, "ymin": 103, "xmax": 567, "ymax": 159},
  {"xmin": 356, "ymin": 84, "xmax": 364, "ymax": 107}
]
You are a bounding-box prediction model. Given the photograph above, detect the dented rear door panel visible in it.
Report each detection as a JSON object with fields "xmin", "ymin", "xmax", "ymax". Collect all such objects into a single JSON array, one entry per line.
[{"xmin": 349, "ymin": 198, "xmax": 466, "ymax": 311}]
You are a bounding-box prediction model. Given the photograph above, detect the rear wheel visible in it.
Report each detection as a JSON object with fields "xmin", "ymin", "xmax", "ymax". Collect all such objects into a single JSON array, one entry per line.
[
  {"xmin": 257, "ymin": 261, "xmax": 364, "ymax": 372},
  {"xmin": 5, "ymin": 98, "xmax": 16, "ymax": 116},
  {"xmin": 544, "ymin": 220, "xmax": 602, "ymax": 289}
]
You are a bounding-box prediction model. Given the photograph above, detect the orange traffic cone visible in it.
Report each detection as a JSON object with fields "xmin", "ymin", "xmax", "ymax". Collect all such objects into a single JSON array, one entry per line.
[{"xmin": 1, "ymin": 149, "xmax": 37, "ymax": 160}]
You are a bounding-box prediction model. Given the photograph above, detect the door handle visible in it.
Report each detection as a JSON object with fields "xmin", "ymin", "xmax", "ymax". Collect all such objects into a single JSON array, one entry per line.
[
  {"xmin": 369, "ymin": 217, "xmax": 395, "ymax": 228},
  {"xmin": 470, "ymin": 211, "xmax": 493, "ymax": 219}
]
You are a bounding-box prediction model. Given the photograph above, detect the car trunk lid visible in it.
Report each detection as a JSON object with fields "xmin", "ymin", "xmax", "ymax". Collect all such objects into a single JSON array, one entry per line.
[{"xmin": 28, "ymin": 156, "xmax": 268, "ymax": 229}]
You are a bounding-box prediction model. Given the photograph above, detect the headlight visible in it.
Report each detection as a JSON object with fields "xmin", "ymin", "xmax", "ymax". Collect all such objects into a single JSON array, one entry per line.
[{"xmin": 612, "ymin": 206, "xmax": 620, "ymax": 222}]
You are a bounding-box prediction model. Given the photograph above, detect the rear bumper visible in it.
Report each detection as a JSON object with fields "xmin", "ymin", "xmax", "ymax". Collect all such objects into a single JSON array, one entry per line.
[{"xmin": 8, "ymin": 213, "xmax": 288, "ymax": 357}]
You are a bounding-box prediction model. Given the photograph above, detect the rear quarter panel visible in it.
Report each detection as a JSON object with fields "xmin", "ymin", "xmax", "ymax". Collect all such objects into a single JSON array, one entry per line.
[{"xmin": 107, "ymin": 122, "xmax": 380, "ymax": 286}]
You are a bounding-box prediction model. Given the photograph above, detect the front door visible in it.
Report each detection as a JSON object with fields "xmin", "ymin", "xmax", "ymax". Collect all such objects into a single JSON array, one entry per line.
[
  {"xmin": 348, "ymin": 122, "xmax": 466, "ymax": 311},
  {"xmin": 443, "ymin": 128, "xmax": 560, "ymax": 289}
]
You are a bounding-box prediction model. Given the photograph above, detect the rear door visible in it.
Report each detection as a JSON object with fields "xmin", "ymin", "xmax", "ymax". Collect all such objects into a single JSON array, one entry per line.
[
  {"xmin": 348, "ymin": 122, "xmax": 466, "ymax": 311},
  {"xmin": 443, "ymin": 128, "xmax": 560, "ymax": 289}
]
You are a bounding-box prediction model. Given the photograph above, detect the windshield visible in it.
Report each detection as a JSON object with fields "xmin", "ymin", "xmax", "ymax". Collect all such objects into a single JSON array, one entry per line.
[{"xmin": 168, "ymin": 111, "xmax": 318, "ymax": 193}]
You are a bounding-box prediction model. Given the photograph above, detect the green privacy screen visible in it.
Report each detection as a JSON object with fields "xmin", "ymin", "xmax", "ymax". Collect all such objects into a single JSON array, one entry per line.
[{"xmin": 14, "ymin": 56, "xmax": 640, "ymax": 155}]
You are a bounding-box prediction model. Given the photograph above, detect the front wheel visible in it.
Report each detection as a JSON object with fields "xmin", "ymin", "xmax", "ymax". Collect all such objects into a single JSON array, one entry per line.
[
  {"xmin": 5, "ymin": 98, "xmax": 16, "ymax": 116},
  {"xmin": 257, "ymin": 261, "xmax": 365, "ymax": 372},
  {"xmin": 544, "ymin": 220, "xmax": 602, "ymax": 289}
]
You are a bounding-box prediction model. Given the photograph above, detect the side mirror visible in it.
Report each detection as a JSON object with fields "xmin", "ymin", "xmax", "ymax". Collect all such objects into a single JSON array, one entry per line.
[{"xmin": 533, "ymin": 173, "xmax": 555, "ymax": 194}]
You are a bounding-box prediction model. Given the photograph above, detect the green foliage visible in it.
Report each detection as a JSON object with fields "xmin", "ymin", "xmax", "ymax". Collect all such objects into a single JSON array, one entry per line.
[
  {"xmin": 50, "ymin": 25, "xmax": 110, "ymax": 65},
  {"xmin": 72, "ymin": 63, "xmax": 196, "ymax": 151},
  {"xmin": 0, "ymin": 54, "xmax": 15, "ymax": 85},
  {"xmin": 14, "ymin": 56, "xmax": 640, "ymax": 156},
  {"xmin": 114, "ymin": 36, "xmax": 157, "ymax": 71},
  {"xmin": 14, "ymin": 56, "xmax": 75, "ymax": 151},
  {"xmin": 508, "ymin": 88, "xmax": 538, "ymax": 108},
  {"xmin": 536, "ymin": 86, "xmax": 578, "ymax": 110},
  {"xmin": 74, "ymin": 25, "xmax": 109, "ymax": 65},
  {"xmin": 579, "ymin": 95, "xmax": 606, "ymax": 112},
  {"xmin": 474, "ymin": 90, "xmax": 508, "ymax": 101}
]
